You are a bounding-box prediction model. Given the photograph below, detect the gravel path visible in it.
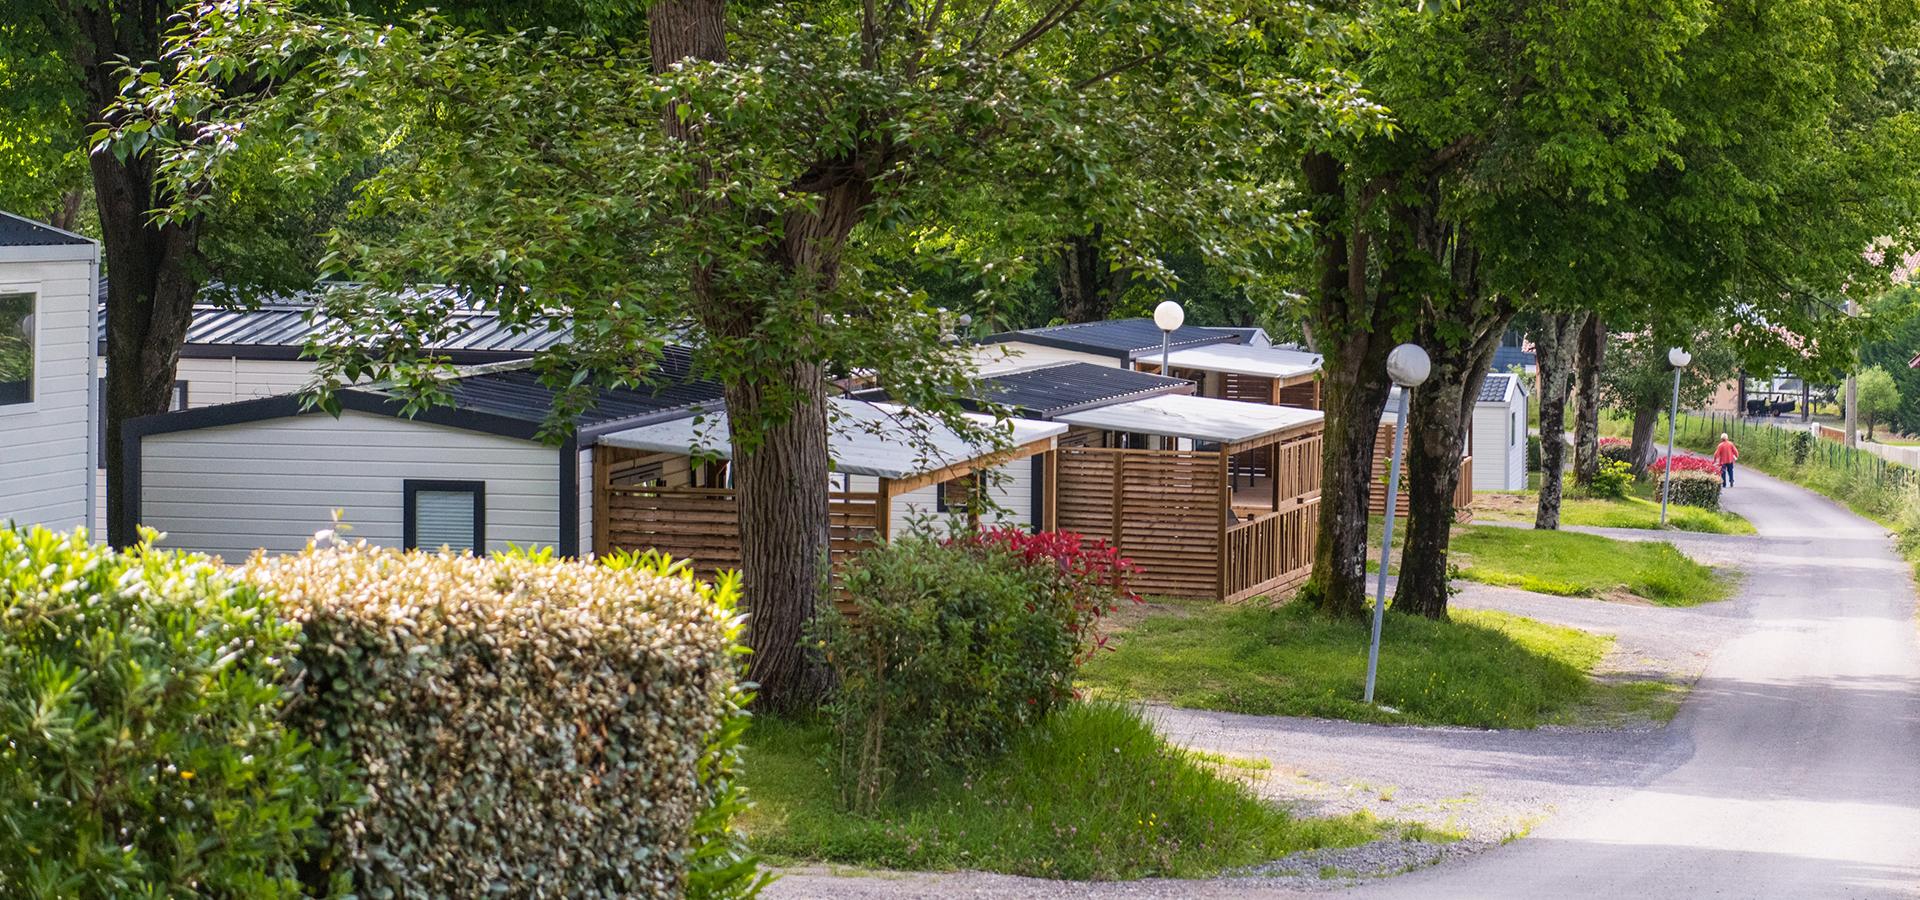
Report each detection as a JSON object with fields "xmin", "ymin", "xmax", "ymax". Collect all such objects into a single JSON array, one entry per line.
[{"xmin": 768, "ymin": 468, "xmax": 1920, "ymax": 898}]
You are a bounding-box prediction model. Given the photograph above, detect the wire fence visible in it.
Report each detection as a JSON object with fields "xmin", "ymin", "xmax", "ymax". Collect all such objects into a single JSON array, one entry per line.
[{"xmin": 1681, "ymin": 411, "xmax": 1920, "ymax": 495}]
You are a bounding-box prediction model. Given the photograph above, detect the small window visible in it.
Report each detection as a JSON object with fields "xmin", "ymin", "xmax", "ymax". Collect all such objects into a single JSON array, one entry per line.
[
  {"xmin": 0, "ymin": 293, "xmax": 33, "ymax": 406},
  {"xmin": 405, "ymin": 480, "xmax": 486, "ymax": 553},
  {"xmin": 937, "ymin": 473, "xmax": 980, "ymax": 514},
  {"xmin": 1511, "ymin": 412, "xmax": 1519, "ymax": 446}
]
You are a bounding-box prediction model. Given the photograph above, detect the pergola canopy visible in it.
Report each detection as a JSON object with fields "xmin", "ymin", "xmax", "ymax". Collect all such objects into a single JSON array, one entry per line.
[
  {"xmin": 596, "ymin": 397, "xmax": 1065, "ymax": 484},
  {"xmin": 1157, "ymin": 344, "xmax": 1322, "ymax": 381},
  {"xmin": 1054, "ymin": 394, "xmax": 1324, "ymax": 453}
]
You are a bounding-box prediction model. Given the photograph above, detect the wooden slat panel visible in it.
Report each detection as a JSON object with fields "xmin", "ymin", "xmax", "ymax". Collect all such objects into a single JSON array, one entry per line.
[{"xmin": 1368, "ymin": 425, "xmax": 1472, "ymax": 518}]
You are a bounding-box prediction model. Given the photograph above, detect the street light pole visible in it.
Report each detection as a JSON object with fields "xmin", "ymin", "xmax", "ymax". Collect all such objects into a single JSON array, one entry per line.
[
  {"xmin": 1154, "ymin": 300, "xmax": 1185, "ymax": 378},
  {"xmin": 1660, "ymin": 346, "xmax": 1692, "ymax": 528},
  {"xmin": 1365, "ymin": 343, "xmax": 1431, "ymax": 706}
]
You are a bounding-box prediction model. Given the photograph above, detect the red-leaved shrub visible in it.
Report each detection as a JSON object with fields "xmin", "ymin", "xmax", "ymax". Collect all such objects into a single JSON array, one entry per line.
[
  {"xmin": 952, "ymin": 527, "xmax": 1142, "ymax": 661},
  {"xmin": 1651, "ymin": 455, "xmax": 1720, "ymax": 475}
]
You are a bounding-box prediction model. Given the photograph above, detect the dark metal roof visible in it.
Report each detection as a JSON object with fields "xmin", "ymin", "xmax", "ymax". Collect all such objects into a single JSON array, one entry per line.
[
  {"xmin": 97, "ymin": 283, "xmax": 570, "ymax": 358},
  {"xmin": 1492, "ymin": 345, "xmax": 1536, "ymax": 371},
  {"xmin": 985, "ymin": 318, "xmax": 1243, "ymax": 359},
  {"xmin": 970, "ymin": 362, "xmax": 1194, "ymax": 417},
  {"xmin": 375, "ymin": 353, "xmax": 724, "ymax": 434},
  {"xmin": 1478, "ymin": 373, "xmax": 1515, "ymax": 404},
  {"xmin": 0, "ymin": 211, "xmax": 91, "ymax": 247}
]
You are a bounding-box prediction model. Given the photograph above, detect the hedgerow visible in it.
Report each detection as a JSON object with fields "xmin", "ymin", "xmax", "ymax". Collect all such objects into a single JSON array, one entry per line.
[
  {"xmin": 0, "ymin": 527, "xmax": 352, "ymax": 898},
  {"xmin": 242, "ymin": 543, "xmax": 749, "ymax": 897}
]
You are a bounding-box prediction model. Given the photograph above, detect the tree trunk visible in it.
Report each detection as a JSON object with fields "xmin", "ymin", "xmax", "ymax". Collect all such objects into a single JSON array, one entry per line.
[
  {"xmin": 71, "ymin": 4, "xmax": 204, "ymax": 546},
  {"xmin": 1391, "ymin": 368, "xmax": 1469, "ymax": 619},
  {"xmin": 1055, "ymin": 229, "xmax": 1127, "ymax": 324},
  {"xmin": 1300, "ymin": 149, "xmax": 1393, "ymax": 618},
  {"xmin": 1571, "ymin": 312, "xmax": 1603, "ymax": 486},
  {"xmin": 724, "ymin": 364, "xmax": 833, "ymax": 709},
  {"xmin": 651, "ymin": 0, "xmax": 866, "ymax": 711},
  {"xmin": 1532, "ymin": 313, "xmax": 1578, "ymax": 530},
  {"xmin": 1628, "ymin": 401, "xmax": 1660, "ymax": 474}
]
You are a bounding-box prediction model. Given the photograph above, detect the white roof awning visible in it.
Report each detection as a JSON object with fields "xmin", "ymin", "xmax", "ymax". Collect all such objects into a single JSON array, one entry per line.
[
  {"xmin": 595, "ymin": 397, "xmax": 1066, "ymax": 481},
  {"xmin": 1158, "ymin": 344, "xmax": 1322, "ymax": 380},
  {"xmin": 1055, "ymin": 394, "xmax": 1324, "ymax": 451}
]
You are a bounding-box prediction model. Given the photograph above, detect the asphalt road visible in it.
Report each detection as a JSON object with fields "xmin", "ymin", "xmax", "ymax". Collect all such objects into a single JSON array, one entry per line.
[
  {"xmin": 1357, "ymin": 466, "xmax": 1920, "ymax": 899},
  {"xmin": 768, "ymin": 466, "xmax": 1920, "ymax": 899}
]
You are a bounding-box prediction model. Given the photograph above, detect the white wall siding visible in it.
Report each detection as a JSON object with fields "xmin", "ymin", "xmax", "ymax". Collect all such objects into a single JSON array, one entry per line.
[
  {"xmin": 1470, "ymin": 399, "xmax": 1528, "ymax": 491},
  {"xmin": 138, "ymin": 410, "xmax": 560, "ymax": 560},
  {"xmin": 970, "ymin": 341, "xmax": 1123, "ymax": 375},
  {"xmin": 578, "ymin": 446, "xmax": 594, "ymax": 556},
  {"xmin": 95, "ymin": 358, "xmax": 324, "ymax": 533},
  {"xmin": 879, "ymin": 459, "xmax": 1037, "ymax": 539},
  {"xmin": 0, "ymin": 254, "xmax": 95, "ymax": 532}
]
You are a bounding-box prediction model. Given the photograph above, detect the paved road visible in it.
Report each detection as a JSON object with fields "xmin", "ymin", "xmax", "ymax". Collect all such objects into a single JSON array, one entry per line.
[
  {"xmin": 769, "ymin": 468, "xmax": 1920, "ymax": 898},
  {"xmin": 1357, "ymin": 467, "xmax": 1920, "ymax": 899}
]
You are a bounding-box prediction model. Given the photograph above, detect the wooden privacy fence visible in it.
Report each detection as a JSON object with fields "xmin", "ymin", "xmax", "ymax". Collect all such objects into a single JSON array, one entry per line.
[
  {"xmin": 1369, "ymin": 424, "xmax": 1474, "ymax": 523},
  {"xmin": 598, "ymin": 484, "xmax": 884, "ymax": 577},
  {"xmin": 1055, "ymin": 446, "xmax": 1224, "ymax": 600},
  {"xmin": 1221, "ymin": 500, "xmax": 1318, "ymax": 602}
]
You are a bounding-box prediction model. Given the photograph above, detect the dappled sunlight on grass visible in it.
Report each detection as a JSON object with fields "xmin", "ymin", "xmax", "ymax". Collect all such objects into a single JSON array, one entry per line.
[
  {"xmin": 1080, "ymin": 601, "xmax": 1610, "ymax": 729},
  {"xmin": 739, "ymin": 703, "xmax": 1426, "ymax": 880}
]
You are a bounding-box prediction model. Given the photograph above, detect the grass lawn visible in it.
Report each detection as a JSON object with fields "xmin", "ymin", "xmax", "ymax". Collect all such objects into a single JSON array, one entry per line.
[
  {"xmin": 1079, "ymin": 601, "xmax": 1615, "ymax": 728},
  {"xmin": 739, "ymin": 703, "xmax": 1436, "ymax": 879},
  {"xmin": 1472, "ymin": 490, "xmax": 1754, "ymax": 535},
  {"xmin": 1448, "ymin": 525, "xmax": 1732, "ymax": 606}
]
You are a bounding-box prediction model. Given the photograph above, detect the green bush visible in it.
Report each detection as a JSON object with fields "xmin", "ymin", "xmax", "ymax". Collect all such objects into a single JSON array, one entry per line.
[
  {"xmin": 1588, "ymin": 458, "xmax": 1634, "ymax": 499},
  {"xmin": 244, "ymin": 543, "xmax": 747, "ymax": 898},
  {"xmin": 1527, "ymin": 433, "xmax": 1543, "ymax": 472},
  {"xmin": 1791, "ymin": 430, "xmax": 1814, "ymax": 465},
  {"xmin": 822, "ymin": 530, "xmax": 1135, "ymax": 811},
  {"xmin": 1598, "ymin": 436, "xmax": 1635, "ymax": 466},
  {"xmin": 1662, "ymin": 470, "xmax": 1723, "ymax": 510},
  {"xmin": 0, "ymin": 526, "xmax": 351, "ymax": 897}
]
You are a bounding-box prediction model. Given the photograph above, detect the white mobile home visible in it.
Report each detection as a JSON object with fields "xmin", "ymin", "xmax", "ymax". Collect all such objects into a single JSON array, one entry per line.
[
  {"xmin": 0, "ymin": 212, "xmax": 98, "ymax": 532},
  {"xmin": 1471, "ymin": 372, "xmax": 1530, "ymax": 491}
]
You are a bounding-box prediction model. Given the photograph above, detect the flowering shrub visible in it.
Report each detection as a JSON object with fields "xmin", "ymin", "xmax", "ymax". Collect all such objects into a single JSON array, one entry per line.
[
  {"xmin": 1651, "ymin": 455, "xmax": 1720, "ymax": 476},
  {"xmin": 955, "ymin": 526, "xmax": 1141, "ymax": 661},
  {"xmin": 822, "ymin": 530, "xmax": 1139, "ymax": 811},
  {"xmin": 1598, "ymin": 436, "xmax": 1635, "ymax": 466},
  {"xmin": 1588, "ymin": 458, "xmax": 1635, "ymax": 499}
]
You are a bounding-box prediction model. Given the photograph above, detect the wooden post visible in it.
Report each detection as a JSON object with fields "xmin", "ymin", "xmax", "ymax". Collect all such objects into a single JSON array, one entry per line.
[
  {"xmin": 1216, "ymin": 449, "xmax": 1230, "ymax": 601},
  {"xmin": 591, "ymin": 446, "xmax": 613, "ymax": 557},
  {"xmin": 876, "ymin": 477, "xmax": 893, "ymax": 541},
  {"xmin": 1111, "ymin": 453, "xmax": 1126, "ymax": 544},
  {"xmin": 1043, "ymin": 450, "xmax": 1059, "ymax": 533},
  {"xmin": 1271, "ymin": 441, "xmax": 1281, "ymax": 510}
]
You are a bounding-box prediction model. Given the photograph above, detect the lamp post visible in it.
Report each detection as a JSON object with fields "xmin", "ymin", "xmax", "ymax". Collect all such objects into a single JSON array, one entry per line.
[
  {"xmin": 1154, "ymin": 300, "xmax": 1185, "ymax": 376},
  {"xmin": 1660, "ymin": 346, "xmax": 1692, "ymax": 527},
  {"xmin": 1365, "ymin": 343, "xmax": 1431, "ymax": 706}
]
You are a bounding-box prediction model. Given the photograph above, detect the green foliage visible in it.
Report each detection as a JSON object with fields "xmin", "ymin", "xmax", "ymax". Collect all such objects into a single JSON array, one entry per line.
[
  {"xmin": 1860, "ymin": 286, "xmax": 1920, "ymax": 436},
  {"xmin": 1857, "ymin": 365, "xmax": 1902, "ymax": 439},
  {"xmin": 1586, "ymin": 458, "xmax": 1634, "ymax": 500},
  {"xmin": 1662, "ymin": 470, "xmax": 1723, "ymax": 511},
  {"xmin": 742, "ymin": 703, "xmax": 1410, "ymax": 880},
  {"xmin": 1792, "ymin": 429, "xmax": 1815, "ymax": 465},
  {"xmin": 1081, "ymin": 602, "xmax": 1609, "ymax": 729},
  {"xmin": 243, "ymin": 543, "xmax": 745, "ymax": 897},
  {"xmin": 0, "ymin": 526, "xmax": 351, "ymax": 898},
  {"xmin": 820, "ymin": 534, "xmax": 1124, "ymax": 812},
  {"xmin": 1448, "ymin": 526, "xmax": 1731, "ymax": 607},
  {"xmin": 1528, "ymin": 433, "xmax": 1544, "ymax": 472}
]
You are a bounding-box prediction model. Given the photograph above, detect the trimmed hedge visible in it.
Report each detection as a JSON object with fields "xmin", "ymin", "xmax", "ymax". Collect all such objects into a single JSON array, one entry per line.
[
  {"xmin": 1598, "ymin": 436, "xmax": 1635, "ymax": 466},
  {"xmin": 243, "ymin": 544, "xmax": 746, "ymax": 897},
  {"xmin": 1662, "ymin": 470, "xmax": 1723, "ymax": 511},
  {"xmin": 0, "ymin": 526, "xmax": 351, "ymax": 897}
]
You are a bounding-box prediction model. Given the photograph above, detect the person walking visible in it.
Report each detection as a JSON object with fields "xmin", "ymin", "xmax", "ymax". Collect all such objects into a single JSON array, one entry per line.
[{"xmin": 1715, "ymin": 433, "xmax": 1740, "ymax": 487}]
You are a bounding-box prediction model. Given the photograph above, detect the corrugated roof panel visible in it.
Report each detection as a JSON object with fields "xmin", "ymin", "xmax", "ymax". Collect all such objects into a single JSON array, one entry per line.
[
  {"xmin": 969, "ymin": 362, "xmax": 1194, "ymax": 417},
  {"xmin": 990, "ymin": 318, "xmax": 1242, "ymax": 357},
  {"xmin": 0, "ymin": 211, "xmax": 91, "ymax": 247}
]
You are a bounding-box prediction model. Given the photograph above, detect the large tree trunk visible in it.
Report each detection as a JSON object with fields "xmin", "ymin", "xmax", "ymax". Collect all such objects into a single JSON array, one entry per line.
[
  {"xmin": 72, "ymin": 3, "xmax": 205, "ymax": 546},
  {"xmin": 1532, "ymin": 313, "xmax": 1579, "ymax": 530},
  {"xmin": 1571, "ymin": 312, "xmax": 1604, "ymax": 486},
  {"xmin": 1300, "ymin": 150, "xmax": 1393, "ymax": 618},
  {"xmin": 1055, "ymin": 229, "xmax": 1128, "ymax": 324},
  {"xmin": 652, "ymin": 0, "xmax": 863, "ymax": 710},
  {"xmin": 1628, "ymin": 399, "xmax": 1661, "ymax": 473}
]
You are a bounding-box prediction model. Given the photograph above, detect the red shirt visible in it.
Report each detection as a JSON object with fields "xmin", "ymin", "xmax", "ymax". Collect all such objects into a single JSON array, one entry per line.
[{"xmin": 1714, "ymin": 441, "xmax": 1739, "ymax": 464}]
